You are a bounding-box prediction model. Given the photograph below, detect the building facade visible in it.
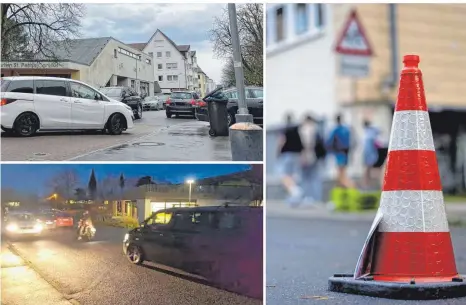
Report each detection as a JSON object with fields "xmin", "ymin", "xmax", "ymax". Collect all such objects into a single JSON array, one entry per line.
[
  {"xmin": 1, "ymin": 37, "xmax": 156, "ymax": 96},
  {"xmin": 266, "ymin": 3, "xmax": 466, "ymax": 192},
  {"xmin": 197, "ymin": 66, "xmax": 208, "ymax": 97}
]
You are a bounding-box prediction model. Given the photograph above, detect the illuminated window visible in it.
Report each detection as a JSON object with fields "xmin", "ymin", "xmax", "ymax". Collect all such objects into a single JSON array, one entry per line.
[{"xmin": 154, "ymin": 212, "xmax": 172, "ymax": 224}]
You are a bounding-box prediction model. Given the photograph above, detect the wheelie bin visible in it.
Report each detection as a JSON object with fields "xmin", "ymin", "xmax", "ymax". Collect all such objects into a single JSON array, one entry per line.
[{"xmin": 204, "ymin": 90, "xmax": 229, "ymax": 137}]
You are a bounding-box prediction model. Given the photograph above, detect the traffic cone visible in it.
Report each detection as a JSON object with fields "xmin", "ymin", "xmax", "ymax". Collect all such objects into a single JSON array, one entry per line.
[{"xmin": 328, "ymin": 55, "xmax": 466, "ymax": 300}]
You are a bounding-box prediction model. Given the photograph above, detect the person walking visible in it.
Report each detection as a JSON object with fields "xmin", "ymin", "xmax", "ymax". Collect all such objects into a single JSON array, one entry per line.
[
  {"xmin": 326, "ymin": 114, "xmax": 355, "ymax": 189},
  {"xmin": 277, "ymin": 113, "xmax": 304, "ymax": 205},
  {"xmin": 362, "ymin": 120, "xmax": 381, "ymax": 189},
  {"xmin": 300, "ymin": 114, "xmax": 327, "ymax": 203}
]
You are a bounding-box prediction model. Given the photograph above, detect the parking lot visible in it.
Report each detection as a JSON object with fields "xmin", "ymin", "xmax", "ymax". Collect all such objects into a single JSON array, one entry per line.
[{"xmin": 1, "ymin": 110, "xmax": 231, "ymax": 161}]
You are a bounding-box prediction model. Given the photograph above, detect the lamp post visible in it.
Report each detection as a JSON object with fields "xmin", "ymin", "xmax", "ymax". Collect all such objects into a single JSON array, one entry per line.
[{"xmin": 186, "ymin": 179, "xmax": 195, "ymax": 205}]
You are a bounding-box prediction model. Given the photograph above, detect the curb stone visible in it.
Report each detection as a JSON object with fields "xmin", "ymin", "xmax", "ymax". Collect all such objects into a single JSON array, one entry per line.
[{"xmin": 6, "ymin": 241, "xmax": 80, "ymax": 305}]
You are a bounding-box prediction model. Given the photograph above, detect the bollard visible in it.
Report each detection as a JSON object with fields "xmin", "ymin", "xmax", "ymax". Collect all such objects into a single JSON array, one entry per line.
[{"xmin": 229, "ymin": 113, "xmax": 263, "ymax": 161}]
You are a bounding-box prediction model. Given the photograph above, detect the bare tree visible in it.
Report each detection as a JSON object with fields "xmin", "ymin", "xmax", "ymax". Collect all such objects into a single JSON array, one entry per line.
[
  {"xmin": 1, "ymin": 3, "xmax": 85, "ymax": 60},
  {"xmin": 47, "ymin": 169, "xmax": 79, "ymax": 204},
  {"xmin": 210, "ymin": 4, "xmax": 263, "ymax": 87}
]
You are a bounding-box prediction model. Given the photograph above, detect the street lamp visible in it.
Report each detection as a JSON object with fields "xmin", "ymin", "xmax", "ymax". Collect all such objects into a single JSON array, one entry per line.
[{"xmin": 186, "ymin": 179, "xmax": 195, "ymax": 205}]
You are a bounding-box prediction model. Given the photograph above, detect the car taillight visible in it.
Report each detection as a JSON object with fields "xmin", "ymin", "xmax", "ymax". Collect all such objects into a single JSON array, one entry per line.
[
  {"xmin": 166, "ymin": 99, "xmax": 171, "ymax": 104},
  {"xmin": 190, "ymin": 99, "xmax": 196, "ymax": 105},
  {"xmin": 198, "ymin": 101, "xmax": 207, "ymax": 107},
  {"xmin": 0, "ymin": 98, "xmax": 15, "ymax": 106}
]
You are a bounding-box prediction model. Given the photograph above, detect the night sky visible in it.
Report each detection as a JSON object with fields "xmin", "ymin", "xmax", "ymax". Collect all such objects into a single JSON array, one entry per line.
[{"xmin": 1, "ymin": 164, "xmax": 251, "ymax": 196}]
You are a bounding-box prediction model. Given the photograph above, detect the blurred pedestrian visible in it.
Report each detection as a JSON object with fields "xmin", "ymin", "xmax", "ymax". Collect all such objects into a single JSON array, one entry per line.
[
  {"xmin": 277, "ymin": 113, "xmax": 304, "ymax": 205},
  {"xmin": 362, "ymin": 120, "xmax": 381, "ymax": 189},
  {"xmin": 326, "ymin": 114, "xmax": 355, "ymax": 189},
  {"xmin": 300, "ymin": 114, "xmax": 327, "ymax": 203}
]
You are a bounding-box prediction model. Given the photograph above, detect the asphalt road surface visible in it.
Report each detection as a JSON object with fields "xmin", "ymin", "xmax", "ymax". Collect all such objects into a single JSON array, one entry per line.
[
  {"xmin": 6, "ymin": 226, "xmax": 260, "ymax": 305},
  {"xmin": 266, "ymin": 217, "xmax": 466, "ymax": 305},
  {"xmin": 1, "ymin": 110, "xmax": 193, "ymax": 161}
]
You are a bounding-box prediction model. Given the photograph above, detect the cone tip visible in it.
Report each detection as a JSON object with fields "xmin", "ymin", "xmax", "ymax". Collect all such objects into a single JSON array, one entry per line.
[{"xmin": 403, "ymin": 55, "xmax": 420, "ymax": 68}]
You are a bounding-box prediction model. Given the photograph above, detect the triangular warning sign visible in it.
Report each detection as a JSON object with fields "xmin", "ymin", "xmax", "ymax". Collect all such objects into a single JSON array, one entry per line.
[{"xmin": 335, "ymin": 10, "xmax": 373, "ymax": 56}]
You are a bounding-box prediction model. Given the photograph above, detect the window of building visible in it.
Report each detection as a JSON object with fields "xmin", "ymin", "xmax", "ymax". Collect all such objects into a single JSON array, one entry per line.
[
  {"xmin": 149, "ymin": 52, "xmax": 153, "ymax": 57},
  {"xmin": 276, "ymin": 6, "xmax": 285, "ymax": 42},
  {"xmin": 316, "ymin": 4, "xmax": 325, "ymax": 28},
  {"xmin": 6, "ymin": 80, "xmax": 33, "ymax": 94},
  {"xmin": 114, "ymin": 49, "xmax": 118, "ymax": 58},
  {"xmin": 158, "ymin": 75, "xmax": 163, "ymax": 81},
  {"xmin": 166, "ymin": 51, "xmax": 171, "ymax": 57},
  {"xmin": 166, "ymin": 63, "xmax": 177, "ymax": 69},
  {"xmin": 157, "ymin": 52, "xmax": 162, "ymax": 57},
  {"xmin": 167, "ymin": 75, "xmax": 178, "ymax": 81},
  {"xmin": 145, "ymin": 58, "xmax": 151, "ymax": 65},
  {"xmin": 131, "ymin": 80, "xmax": 135, "ymax": 88},
  {"xmin": 35, "ymin": 80, "xmax": 67, "ymax": 97},
  {"xmin": 295, "ymin": 4, "xmax": 308, "ymax": 34},
  {"xmin": 157, "ymin": 63, "xmax": 163, "ymax": 70},
  {"xmin": 118, "ymin": 47, "xmax": 141, "ymax": 60}
]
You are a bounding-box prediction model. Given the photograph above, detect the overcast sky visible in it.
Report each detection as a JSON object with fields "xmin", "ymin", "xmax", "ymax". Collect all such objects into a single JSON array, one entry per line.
[{"xmin": 80, "ymin": 3, "xmax": 226, "ymax": 83}]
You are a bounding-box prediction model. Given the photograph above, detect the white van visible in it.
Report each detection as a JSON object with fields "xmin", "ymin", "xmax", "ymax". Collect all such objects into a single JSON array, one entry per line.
[{"xmin": 1, "ymin": 76, "xmax": 134, "ymax": 136}]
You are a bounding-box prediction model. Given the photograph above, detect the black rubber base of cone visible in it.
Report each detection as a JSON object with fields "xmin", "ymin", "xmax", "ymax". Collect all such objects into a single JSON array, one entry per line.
[{"xmin": 328, "ymin": 274, "xmax": 466, "ymax": 300}]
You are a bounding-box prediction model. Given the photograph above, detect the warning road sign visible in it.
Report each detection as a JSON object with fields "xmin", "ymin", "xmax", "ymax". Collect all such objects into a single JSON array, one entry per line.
[{"xmin": 335, "ymin": 10, "xmax": 373, "ymax": 56}]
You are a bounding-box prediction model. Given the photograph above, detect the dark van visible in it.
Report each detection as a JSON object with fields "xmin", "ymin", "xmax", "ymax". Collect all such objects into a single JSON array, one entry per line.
[{"xmin": 123, "ymin": 205, "xmax": 263, "ymax": 299}]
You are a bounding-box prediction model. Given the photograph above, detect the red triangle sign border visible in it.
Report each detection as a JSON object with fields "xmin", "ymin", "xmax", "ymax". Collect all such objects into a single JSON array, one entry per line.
[{"xmin": 335, "ymin": 9, "xmax": 373, "ymax": 56}]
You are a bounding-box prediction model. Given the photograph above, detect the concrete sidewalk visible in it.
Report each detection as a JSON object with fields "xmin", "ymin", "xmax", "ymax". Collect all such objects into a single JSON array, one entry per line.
[
  {"xmin": 266, "ymin": 200, "xmax": 466, "ymax": 225},
  {"xmin": 1, "ymin": 243, "xmax": 78, "ymax": 305}
]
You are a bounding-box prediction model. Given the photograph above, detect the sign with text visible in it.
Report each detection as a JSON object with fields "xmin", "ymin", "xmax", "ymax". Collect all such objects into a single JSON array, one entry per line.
[{"xmin": 1, "ymin": 61, "xmax": 66, "ymax": 69}]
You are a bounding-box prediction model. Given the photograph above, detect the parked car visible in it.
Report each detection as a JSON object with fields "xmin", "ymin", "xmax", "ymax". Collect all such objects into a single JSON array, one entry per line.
[
  {"xmin": 162, "ymin": 94, "xmax": 171, "ymax": 110},
  {"xmin": 0, "ymin": 77, "xmax": 134, "ymax": 137},
  {"xmin": 4, "ymin": 212, "xmax": 44, "ymax": 237},
  {"xmin": 195, "ymin": 87, "xmax": 263, "ymax": 126},
  {"xmin": 55, "ymin": 212, "xmax": 74, "ymax": 228},
  {"xmin": 142, "ymin": 96, "xmax": 163, "ymax": 111},
  {"xmin": 99, "ymin": 86, "xmax": 143, "ymax": 119},
  {"xmin": 123, "ymin": 205, "xmax": 263, "ymax": 299},
  {"xmin": 165, "ymin": 91, "xmax": 201, "ymax": 118}
]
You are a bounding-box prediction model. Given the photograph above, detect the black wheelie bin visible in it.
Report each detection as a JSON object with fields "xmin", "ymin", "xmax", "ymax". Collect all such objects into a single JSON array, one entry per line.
[{"xmin": 203, "ymin": 88, "xmax": 229, "ymax": 137}]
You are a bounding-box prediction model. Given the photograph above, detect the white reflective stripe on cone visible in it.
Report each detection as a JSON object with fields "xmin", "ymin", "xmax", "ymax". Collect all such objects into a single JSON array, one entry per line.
[
  {"xmin": 388, "ymin": 111, "xmax": 435, "ymax": 151},
  {"xmin": 378, "ymin": 190, "xmax": 449, "ymax": 233}
]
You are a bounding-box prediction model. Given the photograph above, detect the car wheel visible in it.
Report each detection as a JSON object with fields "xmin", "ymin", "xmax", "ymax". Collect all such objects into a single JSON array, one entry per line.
[
  {"xmin": 166, "ymin": 111, "xmax": 172, "ymax": 118},
  {"xmin": 107, "ymin": 113, "xmax": 125, "ymax": 135},
  {"xmin": 126, "ymin": 244, "xmax": 144, "ymax": 265},
  {"xmin": 14, "ymin": 112, "xmax": 39, "ymax": 137},
  {"xmin": 134, "ymin": 104, "xmax": 142, "ymax": 120},
  {"xmin": 227, "ymin": 112, "xmax": 235, "ymax": 126}
]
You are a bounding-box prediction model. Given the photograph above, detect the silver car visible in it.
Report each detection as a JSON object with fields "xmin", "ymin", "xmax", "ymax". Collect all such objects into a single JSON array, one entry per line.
[{"xmin": 142, "ymin": 96, "xmax": 164, "ymax": 111}]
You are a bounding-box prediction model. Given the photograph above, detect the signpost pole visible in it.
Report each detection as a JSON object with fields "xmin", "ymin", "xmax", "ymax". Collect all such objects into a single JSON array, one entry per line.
[{"xmin": 227, "ymin": 3, "xmax": 263, "ymax": 161}]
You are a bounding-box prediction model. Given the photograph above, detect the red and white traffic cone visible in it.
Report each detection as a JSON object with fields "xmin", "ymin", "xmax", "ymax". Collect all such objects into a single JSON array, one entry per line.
[{"xmin": 328, "ymin": 55, "xmax": 466, "ymax": 300}]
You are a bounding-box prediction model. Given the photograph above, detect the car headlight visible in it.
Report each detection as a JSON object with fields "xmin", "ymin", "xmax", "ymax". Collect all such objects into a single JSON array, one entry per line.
[
  {"xmin": 34, "ymin": 224, "xmax": 43, "ymax": 232},
  {"xmin": 45, "ymin": 220, "xmax": 53, "ymax": 225},
  {"xmin": 123, "ymin": 233, "xmax": 129, "ymax": 242},
  {"xmin": 6, "ymin": 223, "xmax": 18, "ymax": 232},
  {"xmin": 125, "ymin": 105, "xmax": 132, "ymax": 111}
]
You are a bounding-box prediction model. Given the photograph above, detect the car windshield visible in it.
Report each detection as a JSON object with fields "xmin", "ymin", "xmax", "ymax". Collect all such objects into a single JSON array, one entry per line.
[
  {"xmin": 171, "ymin": 92, "xmax": 192, "ymax": 99},
  {"xmin": 10, "ymin": 214, "xmax": 35, "ymax": 222},
  {"xmin": 100, "ymin": 88, "xmax": 122, "ymax": 97}
]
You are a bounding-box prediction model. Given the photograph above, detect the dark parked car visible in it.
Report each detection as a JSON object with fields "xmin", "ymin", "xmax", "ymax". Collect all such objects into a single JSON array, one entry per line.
[
  {"xmin": 99, "ymin": 86, "xmax": 143, "ymax": 119},
  {"xmin": 123, "ymin": 205, "xmax": 263, "ymax": 299},
  {"xmin": 165, "ymin": 91, "xmax": 201, "ymax": 118},
  {"xmin": 195, "ymin": 87, "xmax": 263, "ymax": 126}
]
